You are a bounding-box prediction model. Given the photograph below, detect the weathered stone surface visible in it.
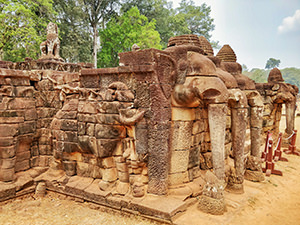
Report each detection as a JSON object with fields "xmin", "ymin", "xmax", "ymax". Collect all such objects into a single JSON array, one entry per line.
[
  {"xmin": 0, "ymin": 157, "xmax": 16, "ymax": 169},
  {"xmin": 172, "ymin": 107, "xmax": 195, "ymax": 121},
  {"xmin": 0, "ymin": 117, "xmax": 24, "ymax": 124},
  {"xmin": 8, "ymin": 99, "xmax": 35, "ymax": 110},
  {"xmin": 168, "ymin": 171, "xmax": 189, "ymax": 186},
  {"xmin": 76, "ymin": 161, "xmax": 93, "ymax": 177},
  {"xmin": 192, "ymin": 120, "xmax": 204, "ymax": 134},
  {"xmin": 0, "ymin": 182, "xmax": 16, "ymax": 199},
  {"xmin": 170, "ymin": 150, "xmax": 189, "ymax": 173},
  {"xmin": 39, "ymin": 145, "xmax": 52, "ymax": 155},
  {"xmin": 0, "ymin": 168, "xmax": 15, "ymax": 182},
  {"xmin": 189, "ymin": 146, "xmax": 200, "ymax": 169},
  {"xmin": 95, "ymin": 139, "xmax": 119, "ymax": 158},
  {"xmin": 96, "ymin": 114, "xmax": 120, "ymax": 125},
  {"xmin": 132, "ymin": 182, "xmax": 145, "ymax": 197},
  {"xmin": 244, "ymin": 170, "xmax": 265, "ymax": 182},
  {"xmin": 171, "ymin": 121, "xmax": 192, "ymax": 150},
  {"xmin": 63, "ymin": 160, "xmax": 76, "ymax": 176},
  {"xmin": 61, "ymin": 99, "xmax": 79, "ymax": 111},
  {"xmin": 0, "ymin": 146, "xmax": 16, "ymax": 158},
  {"xmin": 19, "ymin": 121, "xmax": 36, "ymax": 134},
  {"xmin": 61, "ymin": 119, "xmax": 77, "ymax": 131},
  {"xmin": 0, "ymin": 124, "xmax": 18, "ymax": 137},
  {"xmin": 35, "ymin": 182, "xmax": 46, "ymax": 197},
  {"xmin": 101, "ymin": 168, "xmax": 118, "ymax": 182},
  {"xmin": 95, "ymin": 124, "xmax": 126, "ymax": 139},
  {"xmin": 102, "ymin": 157, "xmax": 115, "ymax": 169},
  {"xmin": 198, "ymin": 195, "xmax": 226, "ymax": 215},
  {"xmin": 116, "ymin": 162, "xmax": 128, "ymax": 172},
  {"xmin": 78, "ymin": 102, "xmax": 97, "ymax": 114},
  {"xmin": 16, "ymin": 151, "xmax": 30, "ymax": 162},
  {"xmin": 39, "ymin": 155, "xmax": 51, "ymax": 167},
  {"xmin": 57, "ymin": 142, "xmax": 80, "ymax": 156},
  {"xmin": 118, "ymin": 171, "xmax": 129, "ymax": 182},
  {"xmin": 65, "ymin": 176, "xmax": 94, "ymax": 196},
  {"xmin": 15, "ymin": 160, "xmax": 30, "ymax": 172},
  {"xmin": 56, "ymin": 110, "xmax": 77, "ymax": 119},
  {"xmin": 0, "ymin": 137, "xmax": 14, "ymax": 147},
  {"xmin": 116, "ymin": 181, "xmax": 129, "ymax": 195},
  {"xmin": 147, "ymin": 178, "xmax": 168, "ymax": 195},
  {"xmin": 130, "ymin": 194, "xmax": 187, "ymax": 219}
]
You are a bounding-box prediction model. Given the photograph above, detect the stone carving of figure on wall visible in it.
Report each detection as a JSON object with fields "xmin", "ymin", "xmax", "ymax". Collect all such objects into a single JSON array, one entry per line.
[{"xmin": 40, "ymin": 22, "xmax": 64, "ymax": 62}]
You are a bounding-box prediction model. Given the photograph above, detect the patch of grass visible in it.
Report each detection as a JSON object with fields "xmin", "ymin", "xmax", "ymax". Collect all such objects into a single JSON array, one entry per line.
[
  {"xmin": 247, "ymin": 197, "xmax": 257, "ymax": 206},
  {"xmin": 267, "ymin": 180, "xmax": 278, "ymax": 187}
]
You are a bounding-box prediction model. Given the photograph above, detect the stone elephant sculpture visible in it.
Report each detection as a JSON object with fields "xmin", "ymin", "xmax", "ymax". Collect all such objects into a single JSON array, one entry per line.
[{"xmin": 50, "ymin": 81, "xmax": 147, "ymax": 197}]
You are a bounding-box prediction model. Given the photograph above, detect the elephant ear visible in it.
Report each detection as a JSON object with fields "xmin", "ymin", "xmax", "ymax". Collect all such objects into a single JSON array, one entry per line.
[{"xmin": 155, "ymin": 53, "xmax": 177, "ymax": 100}]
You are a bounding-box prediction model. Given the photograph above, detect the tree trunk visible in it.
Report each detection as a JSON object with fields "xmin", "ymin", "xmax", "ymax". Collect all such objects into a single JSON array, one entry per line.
[{"xmin": 93, "ymin": 24, "xmax": 98, "ymax": 68}]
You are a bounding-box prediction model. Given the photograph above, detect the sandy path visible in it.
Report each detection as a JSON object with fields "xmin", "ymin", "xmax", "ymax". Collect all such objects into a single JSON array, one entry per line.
[{"xmin": 0, "ymin": 193, "xmax": 160, "ymax": 225}]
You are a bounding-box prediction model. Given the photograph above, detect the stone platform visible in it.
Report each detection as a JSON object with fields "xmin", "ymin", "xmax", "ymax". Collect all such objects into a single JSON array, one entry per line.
[{"xmin": 0, "ymin": 168, "xmax": 195, "ymax": 223}]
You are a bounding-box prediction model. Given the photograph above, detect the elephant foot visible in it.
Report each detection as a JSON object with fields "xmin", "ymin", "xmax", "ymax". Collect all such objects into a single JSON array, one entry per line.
[
  {"xmin": 226, "ymin": 182, "xmax": 244, "ymax": 194},
  {"xmin": 198, "ymin": 195, "xmax": 226, "ymax": 215},
  {"xmin": 244, "ymin": 170, "xmax": 265, "ymax": 182},
  {"xmin": 98, "ymin": 180, "xmax": 115, "ymax": 191}
]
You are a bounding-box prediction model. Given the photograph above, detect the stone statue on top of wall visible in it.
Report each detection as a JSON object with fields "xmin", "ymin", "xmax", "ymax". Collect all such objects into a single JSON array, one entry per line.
[{"xmin": 39, "ymin": 22, "xmax": 64, "ymax": 62}]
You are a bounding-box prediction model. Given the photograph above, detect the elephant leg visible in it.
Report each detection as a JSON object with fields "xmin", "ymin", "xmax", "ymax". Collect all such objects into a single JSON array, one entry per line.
[
  {"xmin": 198, "ymin": 103, "xmax": 227, "ymax": 215},
  {"xmin": 208, "ymin": 103, "xmax": 227, "ymax": 180},
  {"xmin": 250, "ymin": 106, "xmax": 263, "ymax": 157},
  {"xmin": 227, "ymin": 107, "xmax": 247, "ymax": 193},
  {"xmin": 285, "ymin": 98, "xmax": 296, "ymax": 136},
  {"xmin": 244, "ymin": 104, "xmax": 265, "ymax": 182}
]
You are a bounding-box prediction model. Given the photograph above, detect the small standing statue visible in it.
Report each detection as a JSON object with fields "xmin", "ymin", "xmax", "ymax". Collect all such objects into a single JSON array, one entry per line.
[{"xmin": 39, "ymin": 22, "xmax": 64, "ymax": 61}]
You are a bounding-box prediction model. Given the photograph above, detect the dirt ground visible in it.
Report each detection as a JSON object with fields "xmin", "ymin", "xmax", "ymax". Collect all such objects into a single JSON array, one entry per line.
[
  {"xmin": 0, "ymin": 193, "xmax": 161, "ymax": 225},
  {"xmin": 0, "ymin": 116, "xmax": 299, "ymax": 225}
]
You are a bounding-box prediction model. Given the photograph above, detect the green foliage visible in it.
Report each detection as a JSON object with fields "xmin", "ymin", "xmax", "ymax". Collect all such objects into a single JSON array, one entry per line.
[
  {"xmin": 83, "ymin": 0, "xmax": 120, "ymax": 67},
  {"xmin": 98, "ymin": 7, "xmax": 161, "ymax": 68},
  {"xmin": 53, "ymin": 0, "xmax": 92, "ymax": 63},
  {"xmin": 281, "ymin": 67, "xmax": 300, "ymax": 91},
  {"xmin": 121, "ymin": 0, "xmax": 216, "ymax": 48},
  {"xmin": 0, "ymin": 0, "xmax": 55, "ymax": 62},
  {"xmin": 244, "ymin": 68, "xmax": 269, "ymax": 83},
  {"xmin": 0, "ymin": 0, "xmax": 216, "ymax": 65},
  {"xmin": 176, "ymin": 0, "xmax": 215, "ymax": 40},
  {"xmin": 265, "ymin": 58, "xmax": 281, "ymax": 69}
]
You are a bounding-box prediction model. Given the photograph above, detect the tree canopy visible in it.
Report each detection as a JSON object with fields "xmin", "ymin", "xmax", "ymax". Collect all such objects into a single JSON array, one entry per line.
[
  {"xmin": 121, "ymin": 0, "xmax": 216, "ymax": 48},
  {"xmin": 98, "ymin": 7, "xmax": 161, "ymax": 68},
  {"xmin": 53, "ymin": 0, "xmax": 92, "ymax": 63},
  {"xmin": 0, "ymin": 0, "xmax": 219, "ymax": 67},
  {"xmin": 265, "ymin": 58, "xmax": 281, "ymax": 69},
  {"xmin": 0, "ymin": 0, "xmax": 55, "ymax": 61},
  {"xmin": 82, "ymin": 0, "xmax": 119, "ymax": 68}
]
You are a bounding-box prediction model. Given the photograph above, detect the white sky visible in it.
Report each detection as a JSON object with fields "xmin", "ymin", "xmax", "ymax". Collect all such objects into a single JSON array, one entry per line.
[{"xmin": 170, "ymin": 0, "xmax": 300, "ymax": 69}]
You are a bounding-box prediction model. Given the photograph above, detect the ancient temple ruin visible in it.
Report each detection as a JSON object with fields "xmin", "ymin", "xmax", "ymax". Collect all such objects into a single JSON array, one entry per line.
[{"xmin": 0, "ymin": 24, "xmax": 298, "ymax": 220}]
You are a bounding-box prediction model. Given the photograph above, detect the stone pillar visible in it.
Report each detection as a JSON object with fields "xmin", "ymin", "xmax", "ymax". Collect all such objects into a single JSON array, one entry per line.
[
  {"xmin": 227, "ymin": 107, "xmax": 247, "ymax": 193},
  {"xmin": 285, "ymin": 98, "xmax": 296, "ymax": 135},
  {"xmin": 147, "ymin": 84, "xmax": 171, "ymax": 195},
  {"xmin": 208, "ymin": 103, "xmax": 227, "ymax": 180},
  {"xmin": 245, "ymin": 93, "xmax": 264, "ymax": 182},
  {"xmin": 198, "ymin": 120, "xmax": 227, "ymax": 215},
  {"xmin": 250, "ymin": 106, "xmax": 263, "ymax": 157}
]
